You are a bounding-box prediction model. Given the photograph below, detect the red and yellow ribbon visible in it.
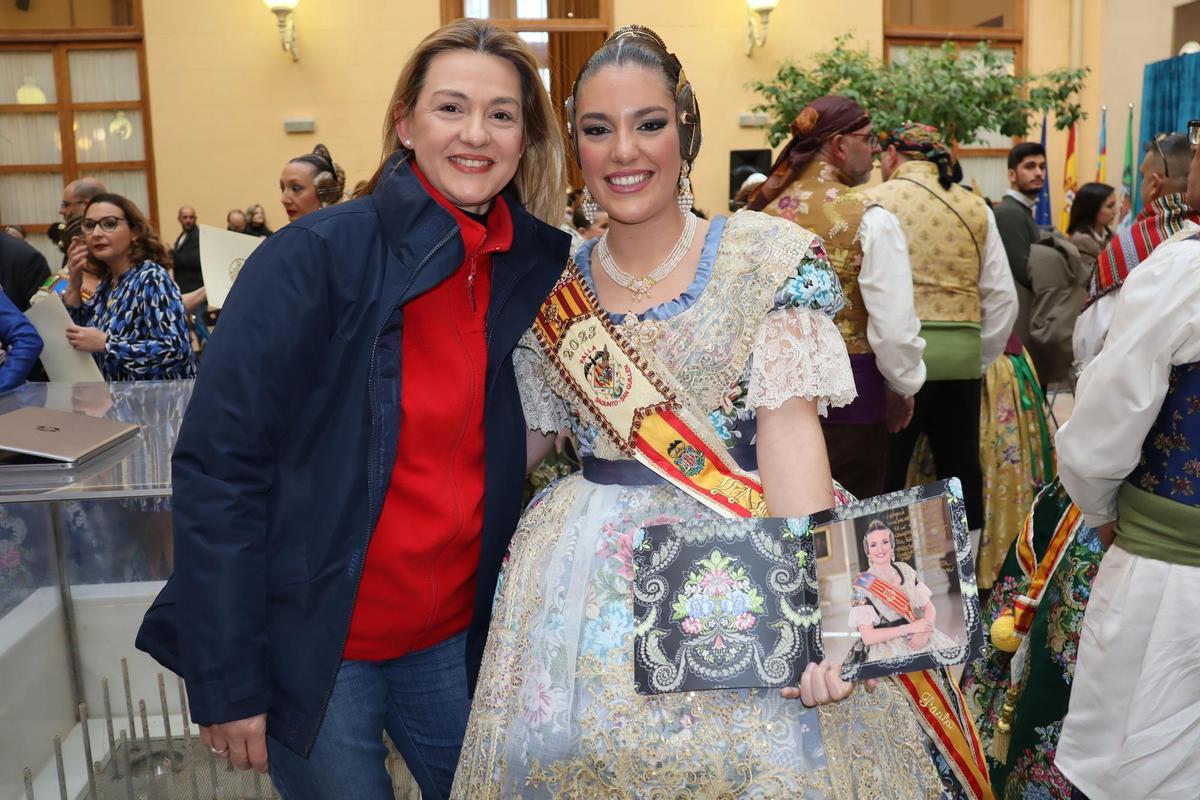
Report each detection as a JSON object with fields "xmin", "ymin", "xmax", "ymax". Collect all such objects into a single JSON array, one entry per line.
[{"xmin": 898, "ymin": 671, "xmax": 996, "ymax": 800}]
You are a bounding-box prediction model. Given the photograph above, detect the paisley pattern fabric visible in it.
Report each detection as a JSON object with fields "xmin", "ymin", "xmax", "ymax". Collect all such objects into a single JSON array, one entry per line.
[
  {"xmin": 1127, "ymin": 363, "xmax": 1200, "ymax": 507},
  {"xmin": 962, "ymin": 480, "xmax": 1103, "ymax": 800},
  {"xmin": 455, "ymin": 213, "xmax": 970, "ymax": 800},
  {"xmin": 67, "ymin": 260, "xmax": 196, "ymax": 381}
]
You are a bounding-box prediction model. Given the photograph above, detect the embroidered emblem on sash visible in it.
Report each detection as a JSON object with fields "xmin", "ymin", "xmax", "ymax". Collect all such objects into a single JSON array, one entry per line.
[{"xmin": 667, "ymin": 439, "xmax": 706, "ymax": 477}]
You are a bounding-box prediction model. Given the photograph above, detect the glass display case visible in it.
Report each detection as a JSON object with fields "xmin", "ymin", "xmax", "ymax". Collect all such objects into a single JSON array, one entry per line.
[{"xmin": 0, "ymin": 381, "xmax": 419, "ymax": 800}]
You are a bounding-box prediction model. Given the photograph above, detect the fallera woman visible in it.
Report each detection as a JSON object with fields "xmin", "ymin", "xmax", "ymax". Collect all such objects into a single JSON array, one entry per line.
[{"xmin": 452, "ymin": 26, "xmax": 991, "ymax": 800}]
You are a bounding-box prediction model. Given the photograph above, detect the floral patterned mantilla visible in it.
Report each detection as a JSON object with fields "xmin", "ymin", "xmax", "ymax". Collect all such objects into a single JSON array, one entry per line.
[{"xmin": 632, "ymin": 517, "xmax": 823, "ymax": 693}]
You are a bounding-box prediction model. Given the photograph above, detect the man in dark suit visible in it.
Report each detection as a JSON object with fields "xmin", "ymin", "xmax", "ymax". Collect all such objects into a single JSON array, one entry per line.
[
  {"xmin": 0, "ymin": 231, "xmax": 51, "ymax": 311},
  {"xmin": 170, "ymin": 206, "xmax": 203, "ymax": 293},
  {"xmin": 994, "ymin": 142, "xmax": 1047, "ymax": 348}
]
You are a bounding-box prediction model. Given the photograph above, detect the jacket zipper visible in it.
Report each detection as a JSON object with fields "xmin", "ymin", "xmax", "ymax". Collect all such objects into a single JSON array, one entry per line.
[
  {"xmin": 467, "ymin": 230, "xmax": 488, "ymax": 313},
  {"xmin": 307, "ymin": 227, "xmax": 457, "ymax": 754}
]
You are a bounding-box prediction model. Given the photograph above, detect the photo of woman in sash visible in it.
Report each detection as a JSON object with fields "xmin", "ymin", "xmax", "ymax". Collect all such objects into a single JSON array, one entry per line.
[
  {"xmin": 849, "ymin": 519, "xmax": 958, "ymax": 661},
  {"xmin": 452, "ymin": 26, "xmax": 988, "ymax": 800}
]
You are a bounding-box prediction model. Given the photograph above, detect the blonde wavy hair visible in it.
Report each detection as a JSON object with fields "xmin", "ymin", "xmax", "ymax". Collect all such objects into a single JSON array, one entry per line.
[{"xmin": 357, "ymin": 19, "xmax": 566, "ymax": 227}]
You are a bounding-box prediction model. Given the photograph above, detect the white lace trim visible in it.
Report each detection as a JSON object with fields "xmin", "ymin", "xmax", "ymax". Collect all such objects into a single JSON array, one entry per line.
[
  {"xmin": 745, "ymin": 306, "xmax": 857, "ymax": 416},
  {"xmin": 513, "ymin": 333, "xmax": 570, "ymax": 434}
]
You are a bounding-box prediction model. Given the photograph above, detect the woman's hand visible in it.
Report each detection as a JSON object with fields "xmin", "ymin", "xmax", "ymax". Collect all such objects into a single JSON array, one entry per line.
[
  {"xmin": 65, "ymin": 325, "xmax": 107, "ymax": 353},
  {"xmin": 907, "ymin": 631, "xmax": 931, "ymax": 650},
  {"xmin": 67, "ymin": 239, "xmax": 89, "ymax": 282},
  {"xmin": 199, "ymin": 714, "xmax": 269, "ymax": 773},
  {"xmin": 904, "ymin": 619, "xmax": 934, "ymax": 637},
  {"xmin": 782, "ymin": 659, "xmax": 876, "ymax": 706}
]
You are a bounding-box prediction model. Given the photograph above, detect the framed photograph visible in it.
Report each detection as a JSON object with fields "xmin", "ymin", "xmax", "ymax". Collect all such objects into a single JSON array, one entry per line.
[
  {"xmin": 632, "ymin": 517, "xmax": 824, "ymax": 694},
  {"xmin": 812, "ymin": 479, "xmax": 984, "ymax": 682}
]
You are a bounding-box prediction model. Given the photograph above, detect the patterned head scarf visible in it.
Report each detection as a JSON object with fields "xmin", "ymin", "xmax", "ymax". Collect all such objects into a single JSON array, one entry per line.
[
  {"xmin": 746, "ymin": 96, "xmax": 871, "ymax": 212},
  {"xmin": 881, "ymin": 122, "xmax": 961, "ymax": 190}
]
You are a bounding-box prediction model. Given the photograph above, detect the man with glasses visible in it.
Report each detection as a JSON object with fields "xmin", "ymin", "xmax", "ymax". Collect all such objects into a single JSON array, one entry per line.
[
  {"xmin": 1073, "ymin": 131, "xmax": 1199, "ymax": 365},
  {"xmin": 748, "ymin": 95, "xmax": 926, "ymax": 500},
  {"xmin": 1052, "ymin": 119, "xmax": 1200, "ymax": 800}
]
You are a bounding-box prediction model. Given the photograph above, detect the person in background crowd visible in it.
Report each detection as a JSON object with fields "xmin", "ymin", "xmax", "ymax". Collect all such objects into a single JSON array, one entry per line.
[
  {"xmin": 0, "ymin": 229, "xmax": 51, "ymax": 311},
  {"xmin": 244, "ymin": 204, "xmax": 273, "ymax": 237},
  {"xmin": 63, "ymin": 193, "xmax": 196, "ymax": 381},
  {"xmin": 227, "ymin": 209, "xmax": 248, "ymax": 233},
  {"xmin": 994, "ymin": 143, "xmax": 1047, "ymax": 286},
  {"xmin": 279, "ymin": 144, "xmax": 346, "ymax": 223},
  {"xmin": 1053, "ymin": 134, "xmax": 1200, "ymax": 800},
  {"xmin": 1026, "ymin": 230, "xmax": 1086, "ymax": 388},
  {"xmin": 731, "ymin": 171, "xmax": 766, "ymax": 210},
  {"xmin": 135, "ymin": 19, "xmax": 569, "ymax": 799},
  {"xmin": 869, "ymin": 122, "xmax": 1017, "ymax": 563},
  {"xmin": 571, "ymin": 204, "xmax": 607, "ymax": 240},
  {"xmin": 749, "ymin": 95, "xmax": 926, "ymax": 501},
  {"xmin": 0, "ymin": 289, "xmax": 43, "ymax": 392},
  {"xmin": 55, "ymin": 177, "xmax": 107, "ymax": 271},
  {"xmin": 1066, "ymin": 182, "xmax": 1116, "ymax": 275},
  {"xmin": 3, "ymin": 224, "xmax": 25, "ymax": 240},
  {"xmin": 170, "ymin": 206, "xmax": 204, "ymax": 295},
  {"xmin": 1074, "ymin": 132, "xmax": 1198, "ymax": 366}
]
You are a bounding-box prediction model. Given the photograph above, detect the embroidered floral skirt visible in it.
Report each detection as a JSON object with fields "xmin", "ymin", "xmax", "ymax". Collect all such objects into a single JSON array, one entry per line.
[
  {"xmin": 452, "ymin": 475, "xmax": 969, "ymax": 799},
  {"xmin": 962, "ymin": 480, "xmax": 1103, "ymax": 800}
]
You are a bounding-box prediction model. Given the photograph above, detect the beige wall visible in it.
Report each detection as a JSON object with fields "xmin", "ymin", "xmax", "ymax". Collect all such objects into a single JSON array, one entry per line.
[
  {"xmin": 139, "ymin": 0, "xmax": 1183, "ymax": 236},
  {"xmin": 143, "ymin": 0, "xmax": 438, "ymax": 234}
]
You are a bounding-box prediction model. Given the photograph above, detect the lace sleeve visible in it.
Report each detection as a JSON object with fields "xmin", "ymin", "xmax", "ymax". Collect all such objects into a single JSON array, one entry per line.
[
  {"xmin": 745, "ymin": 306, "xmax": 857, "ymax": 415},
  {"xmin": 513, "ymin": 331, "xmax": 570, "ymax": 434}
]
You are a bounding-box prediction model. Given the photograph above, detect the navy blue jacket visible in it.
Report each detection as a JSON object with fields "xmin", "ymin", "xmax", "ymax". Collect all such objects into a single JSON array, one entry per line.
[
  {"xmin": 0, "ymin": 289, "xmax": 42, "ymax": 392},
  {"xmin": 136, "ymin": 157, "xmax": 568, "ymax": 756}
]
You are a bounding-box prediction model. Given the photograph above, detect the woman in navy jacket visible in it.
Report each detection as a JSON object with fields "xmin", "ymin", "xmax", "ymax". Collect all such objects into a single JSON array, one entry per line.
[
  {"xmin": 136, "ymin": 20, "xmax": 568, "ymax": 800},
  {"xmin": 0, "ymin": 290, "xmax": 42, "ymax": 391}
]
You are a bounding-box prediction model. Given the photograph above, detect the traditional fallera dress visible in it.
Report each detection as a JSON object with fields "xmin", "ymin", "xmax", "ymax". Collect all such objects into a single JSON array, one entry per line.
[
  {"xmin": 849, "ymin": 561, "xmax": 959, "ymax": 662},
  {"xmin": 452, "ymin": 212, "xmax": 986, "ymax": 800}
]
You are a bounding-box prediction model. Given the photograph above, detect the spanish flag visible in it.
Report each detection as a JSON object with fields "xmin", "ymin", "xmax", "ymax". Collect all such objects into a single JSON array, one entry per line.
[{"xmin": 1060, "ymin": 123, "xmax": 1077, "ymax": 232}]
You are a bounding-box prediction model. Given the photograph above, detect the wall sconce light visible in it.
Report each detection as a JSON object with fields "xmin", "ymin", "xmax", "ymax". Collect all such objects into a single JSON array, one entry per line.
[
  {"xmin": 745, "ymin": 0, "xmax": 780, "ymax": 56},
  {"xmin": 264, "ymin": 0, "xmax": 299, "ymax": 62}
]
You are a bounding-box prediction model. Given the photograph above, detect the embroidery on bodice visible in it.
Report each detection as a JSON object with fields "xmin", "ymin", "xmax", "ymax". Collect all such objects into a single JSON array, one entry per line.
[{"xmin": 1129, "ymin": 362, "xmax": 1200, "ymax": 507}]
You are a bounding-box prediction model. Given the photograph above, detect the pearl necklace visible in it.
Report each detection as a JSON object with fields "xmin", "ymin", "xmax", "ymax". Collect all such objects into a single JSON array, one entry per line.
[{"xmin": 594, "ymin": 213, "xmax": 697, "ymax": 303}]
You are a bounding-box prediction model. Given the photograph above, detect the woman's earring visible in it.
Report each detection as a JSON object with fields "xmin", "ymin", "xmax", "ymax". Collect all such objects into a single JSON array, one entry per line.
[
  {"xmin": 580, "ymin": 186, "xmax": 599, "ymax": 224},
  {"xmin": 678, "ymin": 162, "xmax": 694, "ymax": 215}
]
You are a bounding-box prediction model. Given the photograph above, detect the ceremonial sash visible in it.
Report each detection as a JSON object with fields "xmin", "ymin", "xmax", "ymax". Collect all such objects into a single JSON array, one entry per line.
[
  {"xmin": 899, "ymin": 671, "xmax": 994, "ymax": 800},
  {"xmin": 1012, "ymin": 486, "xmax": 1083, "ymax": 635},
  {"xmin": 854, "ymin": 571, "xmax": 914, "ymax": 621},
  {"xmin": 993, "ymin": 481, "xmax": 1084, "ymax": 764},
  {"xmin": 534, "ymin": 261, "xmax": 991, "ymax": 799},
  {"xmin": 532, "ymin": 263, "xmax": 767, "ymax": 517}
]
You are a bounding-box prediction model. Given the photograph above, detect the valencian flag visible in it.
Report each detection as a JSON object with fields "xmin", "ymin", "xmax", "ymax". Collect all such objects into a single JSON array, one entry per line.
[
  {"xmin": 1119, "ymin": 103, "xmax": 1135, "ymax": 224},
  {"xmin": 1096, "ymin": 106, "xmax": 1108, "ymax": 182},
  {"xmin": 1035, "ymin": 114, "xmax": 1052, "ymax": 227},
  {"xmin": 1059, "ymin": 122, "xmax": 1078, "ymax": 232}
]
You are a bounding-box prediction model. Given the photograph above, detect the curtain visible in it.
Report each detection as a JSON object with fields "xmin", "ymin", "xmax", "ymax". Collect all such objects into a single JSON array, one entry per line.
[
  {"xmin": 959, "ymin": 155, "xmax": 1009, "ymax": 204},
  {"xmin": 89, "ymin": 169, "xmax": 149, "ymax": 217},
  {"xmin": 0, "ymin": 173, "xmax": 63, "ymax": 226},
  {"xmin": 0, "ymin": 113, "xmax": 62, "ymax": 166},
  {"xmin": 68, "ymin": 49, "xmax": 140, "ymax": 103},
  {"xmin": 0, "ymin": 51, "xmax": 56, "ymax": 105},
  {"xmin": 74, "ymin": 110, "xmax": 145, "ymax": 163},
  {"xmin": 1136, "ymin": 51, "xmax": 1200, "ymax": 214}
]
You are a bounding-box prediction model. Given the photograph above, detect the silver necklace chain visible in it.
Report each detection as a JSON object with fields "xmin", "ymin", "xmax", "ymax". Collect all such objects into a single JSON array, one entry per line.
[{"xmin": 594, "ymin": 213, "xmax": 697, "ymax": 303}]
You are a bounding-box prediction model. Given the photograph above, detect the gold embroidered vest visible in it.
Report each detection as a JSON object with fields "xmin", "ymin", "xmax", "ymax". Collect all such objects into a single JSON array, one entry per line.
[
  {"xmin": 867, "ymin": 160, "xmax": 987, "ymax": 324},
  {"xmin": 761, "ymin": 160, "xmax": 877, "ymax": 354}
]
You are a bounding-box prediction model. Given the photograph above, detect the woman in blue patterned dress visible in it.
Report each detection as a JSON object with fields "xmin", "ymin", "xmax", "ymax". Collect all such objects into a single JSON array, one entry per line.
[{"xmin": 62, "ymin": 193, "xmax": 196, "ymax": 381}]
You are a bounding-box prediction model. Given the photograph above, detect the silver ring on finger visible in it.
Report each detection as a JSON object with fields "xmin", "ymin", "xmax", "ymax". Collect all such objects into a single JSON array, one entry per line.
[{"xmin": 210, "ymin": 745, "xmax": 229, "ymax": 756}]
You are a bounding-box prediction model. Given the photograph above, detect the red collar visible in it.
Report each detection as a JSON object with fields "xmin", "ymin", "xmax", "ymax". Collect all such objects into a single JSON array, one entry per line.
[{"xmin": 411, "ymin": 161, "xmax": 514, "ymax": 257}]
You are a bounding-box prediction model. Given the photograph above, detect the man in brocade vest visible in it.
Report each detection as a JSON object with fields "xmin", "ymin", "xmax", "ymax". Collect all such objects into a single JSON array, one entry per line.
[
  {"xmin": 1073, "ymin": 131, "xmax": 1199, "ymax": 365},
  {"xmin": 748, "ymin": 96, "xmax": 926, "ymax": 501},
  {"xmin": 1051, "ymin": 124, "xmax": 1200, "ymax": 800},
  {"xmin": 868, "ymin": 122, "xmax": 1018, "ymax": 543}
]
